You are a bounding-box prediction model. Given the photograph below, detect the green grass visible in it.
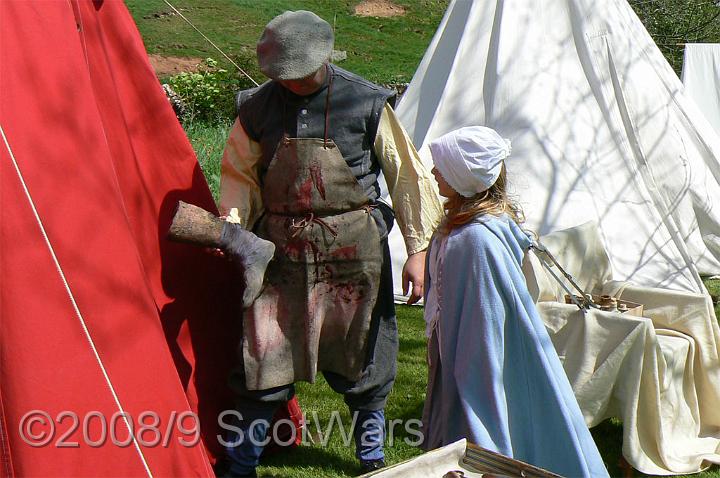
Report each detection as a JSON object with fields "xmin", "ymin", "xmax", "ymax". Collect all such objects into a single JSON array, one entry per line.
[
  {"xmin": 125, "ymin": 0, "xmax": 448, "ymax": 86},
  {"xmin": 703, "ymin": 277, "xmax": 720, "ymax": 306},
  {"xmin": 184, "ymin": 120, "xmax": 232, "ymax": 200}
]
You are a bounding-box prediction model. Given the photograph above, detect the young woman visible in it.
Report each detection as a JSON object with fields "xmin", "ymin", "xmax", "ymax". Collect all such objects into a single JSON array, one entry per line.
[{"xmin": 422, "ymin": 126, "xmax": 608, "ymax": 478}]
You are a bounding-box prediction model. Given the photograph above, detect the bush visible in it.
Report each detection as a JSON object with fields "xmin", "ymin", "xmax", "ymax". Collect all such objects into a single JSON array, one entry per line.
[{"xmin": 166, "ymin": 58, "xmax": 243, "ymax": 123}]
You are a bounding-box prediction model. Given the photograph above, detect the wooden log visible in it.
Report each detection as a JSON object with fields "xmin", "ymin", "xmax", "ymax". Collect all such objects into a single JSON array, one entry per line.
[{"xmin": 167, "ymin": 201, "xmax": 225, "ymax": 248}]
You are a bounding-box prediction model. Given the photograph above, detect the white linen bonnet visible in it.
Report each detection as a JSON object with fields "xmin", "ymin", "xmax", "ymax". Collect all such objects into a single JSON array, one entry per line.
[{"xmin": 429, "ymin": 126, "xmax": 512, "ymax": 198}]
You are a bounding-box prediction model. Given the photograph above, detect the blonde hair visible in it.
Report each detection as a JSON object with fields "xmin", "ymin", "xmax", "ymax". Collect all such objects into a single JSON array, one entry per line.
[{"xmin": 438, "ymin": 164, "xmax": 524, "ymax": 235}]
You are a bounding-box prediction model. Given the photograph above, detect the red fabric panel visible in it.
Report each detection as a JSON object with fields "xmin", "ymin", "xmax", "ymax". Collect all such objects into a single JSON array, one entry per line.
[
  {"xmin": 72, "ymin": 0, "xmax": 240, "ymax": 458},
  {"xmin": 0, "ymin": 0, "xmax": 239, "ymax": 475}
]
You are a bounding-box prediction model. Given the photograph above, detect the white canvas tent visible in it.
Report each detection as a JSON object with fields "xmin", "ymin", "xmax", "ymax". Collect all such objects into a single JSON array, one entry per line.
[
  {"xmin": 387, "ymin": 0, "xmax": 720, "ymax": 300},
  {"xmin": 383, "ymin": 0, "xmax": 720, "ymax": 473}
]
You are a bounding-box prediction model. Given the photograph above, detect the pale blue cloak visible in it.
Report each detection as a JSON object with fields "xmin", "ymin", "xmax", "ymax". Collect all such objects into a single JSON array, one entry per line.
[{"xmin": 422, "ymin": 215, "xmax": 608, "ymax": 478}]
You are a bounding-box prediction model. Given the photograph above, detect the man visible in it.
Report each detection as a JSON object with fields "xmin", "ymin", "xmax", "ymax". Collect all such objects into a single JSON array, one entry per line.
[{"xmin": 218, "ymin": 10, "xmax": 442, "ymax": 477}]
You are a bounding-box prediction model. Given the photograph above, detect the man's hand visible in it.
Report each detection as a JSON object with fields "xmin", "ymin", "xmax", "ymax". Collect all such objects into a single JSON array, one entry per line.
[{"xmin": 402, "ymin": 250, "xmax": 427, "ymax": 305}]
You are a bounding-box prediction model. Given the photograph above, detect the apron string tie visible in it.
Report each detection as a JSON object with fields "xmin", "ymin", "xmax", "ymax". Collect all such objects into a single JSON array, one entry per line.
[{"xmin": 290, "ymin": 213, "xmax": 339, "ymax": 238}]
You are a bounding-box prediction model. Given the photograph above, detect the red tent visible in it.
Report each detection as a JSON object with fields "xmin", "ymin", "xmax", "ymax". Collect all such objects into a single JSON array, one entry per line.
[{"xmin": 1, "ymin": 0, "xmax": 241, "ymax": 475}]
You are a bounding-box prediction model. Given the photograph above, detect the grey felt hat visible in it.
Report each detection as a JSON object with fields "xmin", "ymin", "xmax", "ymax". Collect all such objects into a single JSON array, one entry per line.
[{"xmin": 257, "ymin": 10, "xmax": 334, "ymax": 81}]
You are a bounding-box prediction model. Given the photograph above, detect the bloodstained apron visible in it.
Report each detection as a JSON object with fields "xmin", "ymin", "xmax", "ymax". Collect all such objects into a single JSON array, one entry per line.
[{"xmin": 243, "ymin": 136, "xmax": 383, "ymax": 390}]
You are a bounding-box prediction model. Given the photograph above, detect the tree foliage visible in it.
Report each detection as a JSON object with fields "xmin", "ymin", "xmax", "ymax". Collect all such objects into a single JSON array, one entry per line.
[{"xmin": 629, "ymin": 0, "xmax": 720, "ymax": 73}]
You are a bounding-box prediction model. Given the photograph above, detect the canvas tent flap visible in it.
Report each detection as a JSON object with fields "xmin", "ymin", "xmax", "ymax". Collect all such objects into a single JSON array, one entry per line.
[
  {"xmin": 391, "ymin": 0, "xmax": 720, "ymax": 298},
  {"xmin": 1, "ymin": 1, "xmax": 239, "ymax": 475}
]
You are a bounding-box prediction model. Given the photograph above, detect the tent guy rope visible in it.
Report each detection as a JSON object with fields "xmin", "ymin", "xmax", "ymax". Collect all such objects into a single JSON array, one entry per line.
[
  {"xmin": 162, "ymin": 0, "xmax": 260, "ymax": 87},
  {"xmin": 0, "ymin": 124, "xmax": 155, "ymax": 478}
]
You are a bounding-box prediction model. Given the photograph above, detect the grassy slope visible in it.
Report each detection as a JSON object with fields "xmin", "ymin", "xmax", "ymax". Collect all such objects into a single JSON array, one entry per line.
[{"xmin": 125, "ymin": 0, "xmax": 448, "ymax": 85}]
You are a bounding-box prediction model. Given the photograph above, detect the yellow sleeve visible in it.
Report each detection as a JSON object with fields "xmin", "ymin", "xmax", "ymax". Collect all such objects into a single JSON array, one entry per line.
[
  {"xmin": 218, "ymin": 118, "xmax": 264, "ymax": 229},
  {"xmin": 374, "ymin": 103, "xmax": 443, "ymax": 255}
]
